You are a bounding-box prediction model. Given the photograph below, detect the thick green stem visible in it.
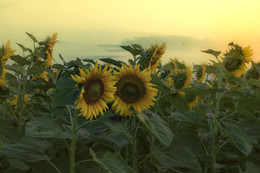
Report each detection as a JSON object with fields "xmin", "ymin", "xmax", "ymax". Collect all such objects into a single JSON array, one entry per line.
[
  {"xmin": 208, "ymin": 59, "xmax": 226, "ymax": 173},
  {"xmin": 132, "ymin": 116, "xmax": 137, "ymax": 170},
  {"xmin": 67, "ymin": 106, "xmax": 77, "ymax": 173}
]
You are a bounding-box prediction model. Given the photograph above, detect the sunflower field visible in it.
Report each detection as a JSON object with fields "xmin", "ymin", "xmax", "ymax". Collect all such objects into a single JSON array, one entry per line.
[{"xmin": 0, "ymin": 33, "xmax": 260, "ymax": 173}]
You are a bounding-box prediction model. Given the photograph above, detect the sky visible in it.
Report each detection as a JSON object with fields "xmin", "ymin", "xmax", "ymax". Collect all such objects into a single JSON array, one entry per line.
[{"xmin": 1, "ymin": 0, "xmax": 260, "ymax": 65}]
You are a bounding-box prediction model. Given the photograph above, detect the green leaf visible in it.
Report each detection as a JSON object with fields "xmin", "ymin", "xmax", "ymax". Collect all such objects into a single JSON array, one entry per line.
[
  {"xmin": 5, "ymin": 73, "xmax": 19, "ymax": 93},
  {"xmin": 103, "ymin": 118, "xmax": 132, "ymax": 139},
  {"xmin": 201, "ymin": 49, "xmax": 221, "ymax": 58},
  {"xmin": 26, "ymin": 32, "xmax": 38, "ymax": 42},
  {"xmin": 90, "ymin": 148, "xmax": 134, "ymax": 173},
  {"xmin": 52, "ymin": 73, "xmax": 81, "ymax": 105},
  {"xmin": 100, "ymin": 58, "xmax": 123, "ymax": 67},
  {"xmin": 120, "ymin": 44, "xmax": 143, "ymax": 57},
  {"xmin": 170, "ymin": 111, "xmax": 204, "ymax": 125},
  {"xmin": 4, "ymin": 64, "xmax": 22, "ymax": 74},
  {"xmin": 28, "ymin": 62, "xmax": 46, "ymax": 74},
  {"xmin": 91, "ymin": 132, "xmax": 128, "ymax": 150},
  {"xmin": 16, "ymin": 42, "xmax": 27, "ymax": 52},
  {"xmin": 66, "ymin": 58, "xmax": 84, "ymax": 68},
  {"xmin": 141, "ymin": 110, "xmax": 173, "ymax": 146},
  {"xmin": 0, "ymin": 120, "xmax": 21, "ymax": 140},
  {"xmin": 161, "ymin": 93, "xmax": 189, "ymax": 111},
  {"xmin": 11, "ymin": 55, "xmax": 30, "ymax": 66},
  {"xmin": 26, "ymin": 116, "xmax": 73, "ymax": 139},
  {"xmin": 151, "ymin": 136, "xmax": 202, "ymax": 171},
  {"xmin": 0, "ymin": 141, "xmax": 50, "ymax": 162},
  {"xmin": 8, "ymin": 159, "xmax": 30, "ymax": 171},
  {"xmin": 82, "ymin": 58, "xmax": 96, "ymax": 65},
  {"xmin": 226, "ymin": 126, "xmax": 255, "ymax": 156}
]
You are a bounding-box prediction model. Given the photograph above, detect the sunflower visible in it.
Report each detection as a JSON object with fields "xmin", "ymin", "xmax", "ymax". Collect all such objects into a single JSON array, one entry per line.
[
  {"xmin": 147, "ymin": 42, "xmax": 166, "ymax": 73},
  {"xmin": 186, "ymin": 94, "xmax": 199, "ymax": 109},
  {"xmin": 71, "ymin": 63, "xmax": 116, "ymax": 120},
  {"xmin": 194, "ymin": 64, "xmax": 206, "ymax": 82},
  {"xmin": 224, "ymin": 45, "xmax": 253, "ymax": 77},
  {"xmin": 112, "ymin": 63, "xmax": 158, "ymax": 116},
  {"xmin": 0, "ymin": 41, "xmax": 15, "ymax": 79},
  {"xmin": 173, "ymin": 66, "xmax": 193, "ymax": 95},
  {"xmin": 164, "ymin": 58, "xmax": 179, "ymax": 87},
  {"xmin": 10, "ymin": 94, "xmax": 30, "ymax": 109},
  {"xmin": 45, "ymin": 33, "xmax": 58, "ymax": 68}
]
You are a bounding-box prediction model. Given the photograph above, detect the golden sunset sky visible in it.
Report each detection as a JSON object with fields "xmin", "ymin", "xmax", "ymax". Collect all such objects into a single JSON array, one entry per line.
[{"xmin": 1, "ymin": 0, "xmax": 260, "ymax": 64}]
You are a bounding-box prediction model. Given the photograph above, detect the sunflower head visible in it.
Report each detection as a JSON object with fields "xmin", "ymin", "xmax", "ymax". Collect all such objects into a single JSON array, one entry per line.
[
  {"xmin": 146, "ymin": 42, "xmax": 166, "ymax": 73},
  {"xmin": 224, "ymin": 43, "xmax": 252, "ymax": 77},
  {"xmin": 71, "ymin": 62, "xmax": 116, "ymax": 120},
  {"xmin": 0, "ymin": 41, "xmax": 15, "ymax": 78},
  {"xmin": 194, "ymin": 64, "xmax": 206, "ymax": 82},
  {"xmin": 112, "ymin": 62, "xmax": 158, "ymax": 116},
  {"xmin": 45, "ymin": 33, "xmax": 58, "ymax": 68},
  {"xmin": 173, "ymin": 66, "xmax": 193, "ymax": 92}
]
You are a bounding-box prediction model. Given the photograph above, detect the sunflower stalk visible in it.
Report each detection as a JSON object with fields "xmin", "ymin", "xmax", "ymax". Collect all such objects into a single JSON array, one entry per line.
[
  {"xmin": 208, "ymin": 58, "xmax": 227, "ymax": 173},
  {"xmin": 67, "ymin": 106, "xmax": 78, "ymax": 173},
  {"xmin": 132, "ymin": 115, "xmax": 138, "ymax": 170}
]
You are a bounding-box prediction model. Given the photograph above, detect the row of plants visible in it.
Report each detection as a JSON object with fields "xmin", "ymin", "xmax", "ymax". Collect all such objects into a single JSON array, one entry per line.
[{"xmin": 0, "ymin": 33, "xmax": 259, "ymax": 173}]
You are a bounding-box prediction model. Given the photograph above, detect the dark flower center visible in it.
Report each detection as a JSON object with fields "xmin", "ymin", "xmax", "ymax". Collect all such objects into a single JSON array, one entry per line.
[
  {"xmin": 83, "ymin": 78, "xmax": 104, "ymax": 104},
  {"xmin": 225, "ymin": 57, "xmax": 243, "ymax": 72},
  {"xmin": 174, "ymin": 72, "xmax": 187, "ymax": 89},
  {"xmin": 116, "ymin": 75, "xmax": 146, "ymax": 103}
]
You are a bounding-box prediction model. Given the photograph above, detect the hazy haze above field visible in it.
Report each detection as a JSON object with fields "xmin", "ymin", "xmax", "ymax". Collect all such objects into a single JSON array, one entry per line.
[{"xmin": 1, "ymin": 0, "xmax": 260, "ymax": 64}]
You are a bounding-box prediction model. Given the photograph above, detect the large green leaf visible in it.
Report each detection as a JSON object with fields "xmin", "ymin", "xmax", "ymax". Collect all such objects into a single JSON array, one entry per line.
[
  {"xmin": 169, "ymin": 111, "xmax": 204, "ymax": 125},
  {"xmin": 26, "ymin": 116, "xmax": 74, "ymax": 139},
  {"xmin": 4, "ymin": 64, "xmax": 22, "ymax": 74},
  {"xmin": 226, "ymin": 126, "xmax": 255, "ymax": 156},
  {"xmin": 151, "ymin": 135, "xmax": 202, "ymax": 171},
  {"xmin": 28, "ymin": 62, "xmax": 46, "ymax": 74},
  {"xmin": 0, "ymin": 120, "xmax": 20, "ymax": 140},
  {"xmin": 140, "ymin": 110, "xmax": 173, "ymax": 146},
  {"xmin": 11, "ymin": 55, "xmax": 30, "ymax": 66},
  {"xmin": 89, "ymin": 148, "xmax": 134, "ymax": 173},
  {"xmin": 0, "ymin": 137, "xmax": 50, "ymax": 162},
  {"xmin": 52, "ymin": 74, "xmax": 81, "ymax": 106},
  {"xmin": 91, "ymin": 132, "xmax": 128, "ymax": 150}
]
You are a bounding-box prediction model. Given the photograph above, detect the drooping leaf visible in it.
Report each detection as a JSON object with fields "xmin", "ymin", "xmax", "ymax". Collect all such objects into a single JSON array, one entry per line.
[
  {"xmin": 11, "ymin": 55, "xmax": 30, "ymax": 66},
  {"xmin": 28, "ymin": 62, "xmax": 46, "ymax": 74},
  {"xmin": 4, "ymin": 64, "xmax": 22, "ymax": 74},
  {"xmin": 26, "ymin": 116, "xmax": 74, "ymax": 139},
  {"xmin": 226, "ymin": 126, "xmax": 255, "ymax": 156},
  {"xmin": 0, "ymin": 144, "xmax": 50, "ymax": 162},
  {"xmin": 89, "ymin": 148, "xmax": 134, "ymax": 173},
  {"xmin": 151, "ymin": 135, "xmax": 202, "ymax": 171},
  {"xmin": 141, "ymin": 110, "xmax": 173, "ymax": 146}
]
